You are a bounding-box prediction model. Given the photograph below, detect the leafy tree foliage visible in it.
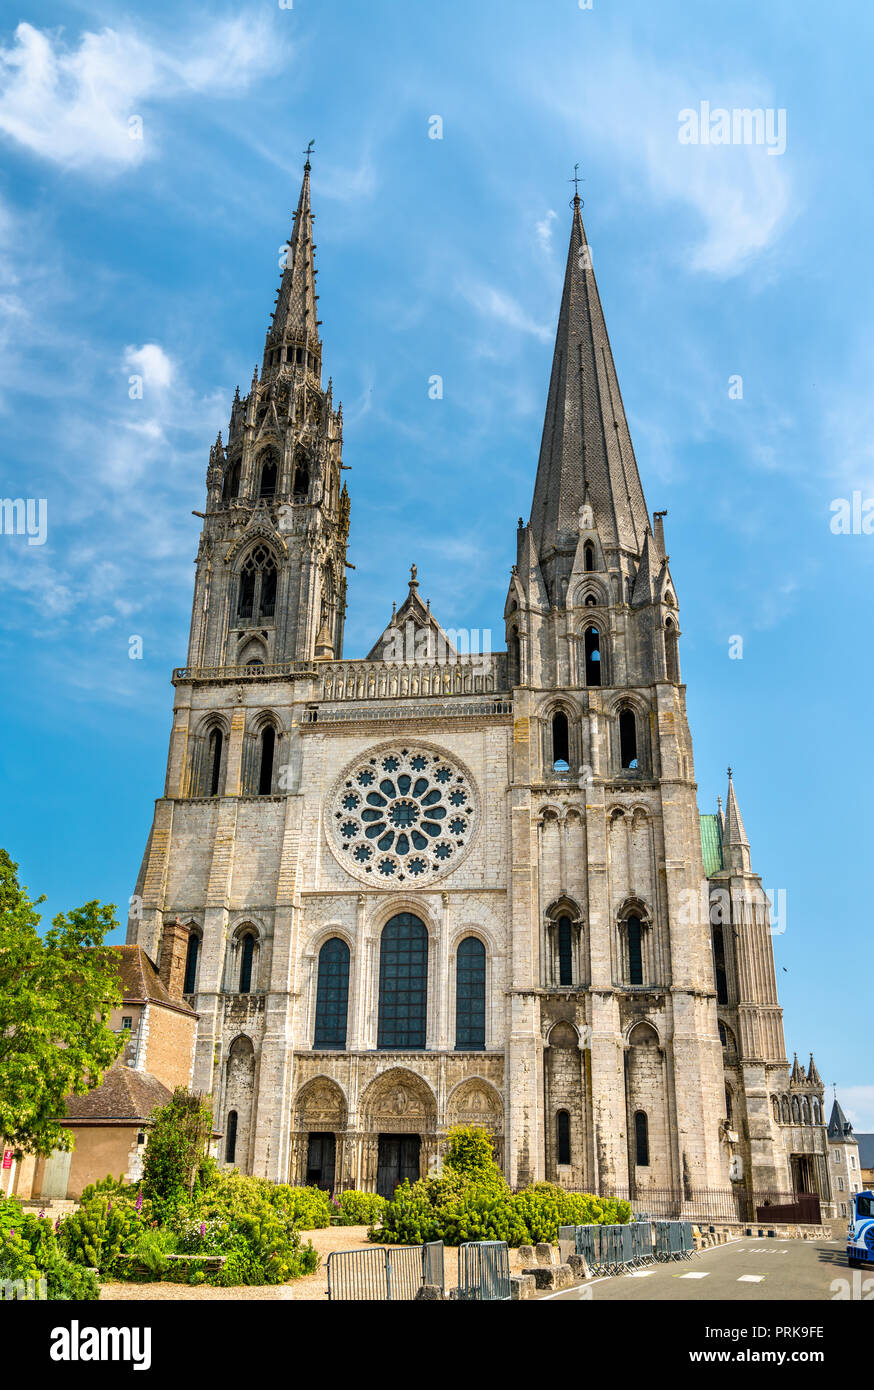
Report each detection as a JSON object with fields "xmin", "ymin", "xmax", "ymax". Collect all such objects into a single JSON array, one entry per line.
[
  {"xmin": 0, "ymin": 849, "xmax": 123, "ymax": 1157},
  {"xmin": 141, "ymin": 1088, "xmax": 215, "ymax": 1212}
]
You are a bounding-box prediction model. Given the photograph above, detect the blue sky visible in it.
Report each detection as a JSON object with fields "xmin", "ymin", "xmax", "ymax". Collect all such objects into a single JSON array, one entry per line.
[{"xmin": 0, "ymin": 1, "xmax": 871, "ymax": 1126}]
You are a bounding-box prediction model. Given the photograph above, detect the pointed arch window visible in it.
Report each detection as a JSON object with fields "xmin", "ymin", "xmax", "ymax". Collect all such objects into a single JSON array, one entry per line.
[
  {"xmin": 237, "ymin": 545, "xmax": 278, "ymax": 623},
  {"xmin": 626, "ymin": 915, "xmax": 644, "ymax": 985},
  {"xmin": 293, "ymin": 454, "xmax": 310, "ymax": 500},
  {"xmin": 208, "ymin": 728, "xmax": 223, "ymax": 797},
  {"xmin": 558, "ymin": 916, "xmax": 573, "ymax": 986},
  {"xmin": 258, "ymin": 726, "xmax": 276, "ymax": 795},
  {"xmin": 223, "ymin": 460, "xmax": 241, "ymax": 501},
  {"xmin": 455, "ymin": 936, "xmax": 486, "ymax": 1051},
  {"xmin": 183, "ymin": 932, "xmax": 199, "ymax": 995},
  {"xmin": 258, "ymin": 451, "xmax": 278, "ymax": 498},
  {"xmin": 239, "ymin": 932, "xmax": 256, "ymax": 993},
  {"xmin": 664, "ymin": 618, "xmax": 679, "ymax": 682},
  {"xmin": 634, "ymin": 1111, "xmax": 649, "ymax": 1167},
  {"xmin": 584, "ymin": 542, "xmax": 595, "ymax": 573},
  {"xmin": 378, "ymin": 914, "xmax": 428, "ymax": 1050},
  {"xmin": 584, "ymin": 626, "xmax": 602, "ymax": 686},
  {"xmin": 712, "ymin": 926, "xmax": 729, "ymax": 1004},
  {"xmin": 313, "ymin": 938, "xmax": 350, "ymax": 1050},
  {"xmin": 619, "ymin": 709, "xmax": 638, "ymax": 769},
  {"xmin": 557, "ymin": 1110, "xmax": 571, "ymax": 1166},
  {"xmin": 226, "ymin": 1111, "xmax": 238, "ymax": 1164},
  {"xmin": 551, "ymin": 711, "xmax": 570, "ymax": 771}
]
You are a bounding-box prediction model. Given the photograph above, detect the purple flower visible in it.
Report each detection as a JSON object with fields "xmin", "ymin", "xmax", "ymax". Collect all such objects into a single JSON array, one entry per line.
[
  {"xmin": 38, "ymin": 1209, "xmax": 45, "ymax": 1219},
  {"xmin": 200, "ymin": 1222, "xmax": 206, "ymax": 1237},
  {"xmin": 54, "ymin": 1218, "xmax": 60, "ymax": 1233},
  {"xmin": 135, "ymin": 1192, "xmax": 143, "ymax": 1213},
  {"xmin": 107, "ymin": 1199, "xmax": 112, "ymax": 1212}
]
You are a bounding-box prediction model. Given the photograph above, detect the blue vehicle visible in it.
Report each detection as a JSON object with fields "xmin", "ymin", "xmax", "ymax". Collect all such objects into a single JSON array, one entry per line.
[{"xmin": 847, "ymin": 1190, "xmax": 874, "ymax": 1268}]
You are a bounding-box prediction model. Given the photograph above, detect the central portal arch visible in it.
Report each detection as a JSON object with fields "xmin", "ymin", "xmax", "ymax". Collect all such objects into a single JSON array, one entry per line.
[{"xmin": 360, "ymin": 1067, "xmax": 437, "ymax": 1198}]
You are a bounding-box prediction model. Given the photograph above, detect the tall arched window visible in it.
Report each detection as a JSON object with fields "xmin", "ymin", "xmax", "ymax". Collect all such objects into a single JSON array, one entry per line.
[
  {"xmin": 619, "ymin": 709, "xmax": 638, "ymax": 769},
  {"xmin": 237, "ymin": 546, "xmax": 278, "ymax": 622},
  {"xmin": 584, "ymin": 626, "xmax": 602, "ymax": 686},
  {"xmin": 712, "ymin": 927, "xmax": 728, "ymax": 1004},
  {"xmin": 239, "ymin": 932, "xmax": 256, "ymax": 993},
  {"xmin": 208, "ymin": 728, "xmax": 223, "ymax": 797},
  {"xmin": 378, "ymin": 914, "xmax": 428, "ymax": 1050},
  {"xmin": 634, "ymin": 1111, "xmax": 649, "ymax": 1167},
  {"xmin": 455, "ymin": 937, "xmax": 486, "ymax": 1050},
  {"xmin": 509, "ymin": 627, "xmax": 521, "ymax": 686},
  {"xmin": 627, "ymin": 915, "xmax": 643, "ymax": 985},
  {"xmin": 725, "ymin": 1087, "xmax": 733, "ymax": 1123},
  {"xmin": 313, "ymin": 938, "xmax": 350, "ymax": 1050},
  {"xmin": 557, "ymin": 1110, "xmax": 571, "ymax": 1165},
  {"xmin": 223, "ymin": 460, "xmax": 241, "ymax": 501},
  {"xmin": 558, "ymin": 916, "xmax": 573, "ymax": 986},
  {"xmin": 183, "ymin": 933, "xmax": 199, "ymax": 995},
  {"xmin": 226, "ymin": 1111, "xmax": 238, "ymax": 1164},
  {"xmin": 293, "ymin": 454, "xmax": 310, "ymax": 499},
  {"xmin": 258, "ymin": 726, "xmax": 275, "ymax": 795},
  {"xmin": 552, "ymin": 711, "xmax": 570, "ymax": 771},
  {"xmin": 584, "ymin": 542, "xmax": 595, "ymax": 572},
  {"xmin": 664, "ymin": 619, "xmax": 679, "ymax": 682},
  {"xmin": 258, "ymin": 451, "xmax": 278, "ymax": 498}
]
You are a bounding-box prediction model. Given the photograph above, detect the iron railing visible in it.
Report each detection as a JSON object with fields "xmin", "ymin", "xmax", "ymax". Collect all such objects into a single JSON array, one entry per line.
[
  {"xmin": 583, "ymin": 1187, "xmax": 823, "ymax": 1225},
  {"xmin": 326, "ymin": 1242, "xmax": 445, "ymax": 1301}
]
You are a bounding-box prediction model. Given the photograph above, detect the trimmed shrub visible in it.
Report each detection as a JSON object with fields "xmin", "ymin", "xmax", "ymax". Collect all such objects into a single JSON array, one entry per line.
[
  {"xmin": 336, "ymin": 1190, "xmax": 387, "ymax": 1226},
  {"xmin": 0, "ymin": 1205, "xmax": 100, "ymax": 1300}
]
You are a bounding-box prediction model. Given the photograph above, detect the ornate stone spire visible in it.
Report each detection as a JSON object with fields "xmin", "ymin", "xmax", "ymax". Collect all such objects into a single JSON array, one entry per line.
[
  {"xmin": 264, "ymin": 152, "xmax": 321, "ymax": 373},
  {"xmin": 527, "ymin": 189, "xmax": 650, "ymax": 565}
]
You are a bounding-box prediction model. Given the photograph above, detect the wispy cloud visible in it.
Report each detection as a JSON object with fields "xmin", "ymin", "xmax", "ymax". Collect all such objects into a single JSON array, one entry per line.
[
  {"xmin": 456, "ymin": 279, "xmax": 552, "ymax": 342},
  {"xmin": 0, "ymin": 17, "xmax": 287, "ymax": 175}
]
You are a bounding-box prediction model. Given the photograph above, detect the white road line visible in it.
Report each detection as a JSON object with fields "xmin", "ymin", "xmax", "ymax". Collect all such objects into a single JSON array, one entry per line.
[{"xmin": 737, "ymin": 1275, "xmax": 765, "ymax": 1283}]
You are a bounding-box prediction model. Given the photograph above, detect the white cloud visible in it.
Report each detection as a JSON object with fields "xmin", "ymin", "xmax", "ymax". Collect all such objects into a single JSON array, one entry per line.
[
  {"xmin": 0, "ymin": 18, "xmax": 285, "ymax": 174},
  {"xmin": 123, "ymin": 342, "xmax": 174, "ymax": 392},
  {"xmin": 457, "ymin": 279, "xmax": 552, "ymax": 343},
  {"xmin": 841, "ymin": 1085, "xmax": 874, "ymax": 1132},
  {"xmin": 544, "ymin": 50, "xmax": 796, "ymax": 278},
  {"xmin": 535, "ymin": 208, "xmax": 558, "ymax": 256}
]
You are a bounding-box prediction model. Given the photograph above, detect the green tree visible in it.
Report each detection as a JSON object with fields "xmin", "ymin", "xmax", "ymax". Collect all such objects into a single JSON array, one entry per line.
[
  {"xmin": 0, "ymin": 849, "xmax": 123, "ymax": 1157},
  {"xmin": 141, "ymin": 1088, "xmax": 214, "ymax": 1209}
]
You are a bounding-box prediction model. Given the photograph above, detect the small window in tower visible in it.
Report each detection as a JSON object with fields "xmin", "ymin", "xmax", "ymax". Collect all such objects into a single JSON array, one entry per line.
[
  {"xmin": 557, "ymin": 1110, "xmax": 571, "ymax": 1166},
  {"xmin": 627, "ymin": 915, "xmax": 643, "ymax": 985},
  {"xmin": 725, "ymin": 1087, "xmax": 733, "ymax": 1122},
  {"xmin": 664, "ymin": 619, "xmax": 680, "ymax": 682},
  {"xmin": 584, "ymin": 542, "xmax": 595, "ymax": 572},
  {"xmin": 552, "ymin": 712, "xmax": 570, "ymax": 771},
  {"xmin": 584, "ymin": 626, "xmax": 602, "ymax": 686},
  {"xmin": 239, "ymin": 935, "xmax": 255, "ymax": 993},
  {"xmin": 238, "ymin": 568, "xmax": 256, "ymax": 621},
  {"xmin": 183, "ymin": 933, "xmax": 199, "ymax": 995},
  {"xmin": 259, "ymin": 456, "xmax": 277, "ymax": 498},
  {"xmin": 634, "ymin": 1111, "xmax": 649, "ymax": 1167},
  {"xmin": 558, "ymin": 916, "xmax": 573, "ymax": 986},
  {"xmin": 296, "ymin": 348, "xmax": 303, "ymax": 364},
  {"xmin": 208, "ymin": 728, "xmax": 223, "ymax": 797},
  {"xmin": 712, "ymin": 926, "xmax": 728, "ymax": 1005},
  {"xmin": 226, "ymin": 1110, "xmax": 238, "ymax": 1164},
  {"xmin": 619, "ymin": 709, "xmax": 638, "ymax": 769},
  {"xmin": 585, "ymin": 594, "xmax": 597, "ymax": 607},
  {"xmin": 294, "ymin": 460, "xmax": 310, "ymax": 500},
  {"xmin": 258, "ymin": 727, "xmax": 276, "ymax": 795},
  {"xmin": 260, "ymin": 564, "xmax": 277, "ymax": 619},
  {"xmin": 285, "ymin": 346, "xmax": 294, "ymax": 361}
]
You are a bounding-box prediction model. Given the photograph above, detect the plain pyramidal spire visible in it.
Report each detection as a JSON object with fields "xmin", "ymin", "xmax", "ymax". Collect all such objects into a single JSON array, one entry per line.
[{"xmin": 527, "ymin": 184, "xmax": 650, "ymax": 560}]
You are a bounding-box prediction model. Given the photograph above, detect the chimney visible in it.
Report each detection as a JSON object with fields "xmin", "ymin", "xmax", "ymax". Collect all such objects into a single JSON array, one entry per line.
[{"xmin": 158, "ymin": 917, "xmax": 189, "ymax": 1001}]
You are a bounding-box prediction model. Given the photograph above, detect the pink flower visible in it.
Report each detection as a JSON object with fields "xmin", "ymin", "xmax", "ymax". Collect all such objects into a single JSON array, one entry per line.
[
  {"xmin": 135, "ymin": 1192, "xmax": 143, "ymax": 1213},
  {"xmin": 200, "ymin": 1223, "xmax": 206, "ymax": 1237}
]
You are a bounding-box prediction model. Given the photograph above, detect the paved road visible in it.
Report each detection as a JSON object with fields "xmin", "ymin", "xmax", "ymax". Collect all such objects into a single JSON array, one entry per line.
[{"xmin": 542, "ymin": 1237, "xmax": 861, "ymax": 1301}]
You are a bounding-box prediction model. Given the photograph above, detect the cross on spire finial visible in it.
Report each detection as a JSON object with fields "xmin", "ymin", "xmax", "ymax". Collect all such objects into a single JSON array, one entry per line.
[
  {"xmin": 569, "ymin": 162, "xmax": 584, "ymax": 206},
  {"xmin": 727, "ymin": 765, "xmax": 733, "ymax": 780},
  {"xmin": 303, "ymin": 139, "xmax": 315, "ymax": 167}
]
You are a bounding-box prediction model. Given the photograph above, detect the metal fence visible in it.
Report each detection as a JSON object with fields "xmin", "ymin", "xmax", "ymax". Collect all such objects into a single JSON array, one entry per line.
[
  {"xmin": 456, "ymin": 1241, "xmax": 511, "ymax": 1301},
  {"xmin": 327, "ymin": 1242, "xmax": 445, "ymax": 1301},
  {"xmin": 558, "ymin": 1220, "xmax": 690, "ymax": 1276}
]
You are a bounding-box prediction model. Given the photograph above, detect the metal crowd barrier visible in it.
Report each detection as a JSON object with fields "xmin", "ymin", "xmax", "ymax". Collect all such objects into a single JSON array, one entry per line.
[
  {"xmin": 456, "ymin": 1241, "xmax": 511, "ymax": 1301},
  {"xmin": 653, "ymin": 1220, "xmax": 694, "ymax": 1262},
  {"xmin": 557, "ymin": 1221, "xmax": 657, "ymax": 1276},
  {"xmin": 326, "ymin": 1241, "xmax": 445, "ymax": 1301}
]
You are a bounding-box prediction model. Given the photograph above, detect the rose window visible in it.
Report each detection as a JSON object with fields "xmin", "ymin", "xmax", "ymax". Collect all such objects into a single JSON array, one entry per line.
[{"xmin": 327, "ymin": 744, "xmax": 478, "ymax": 886}]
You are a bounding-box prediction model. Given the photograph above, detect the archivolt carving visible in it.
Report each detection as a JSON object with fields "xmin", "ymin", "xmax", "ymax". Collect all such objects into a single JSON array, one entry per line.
[
  {"xmin": 293, "ymin": 1077, "xmax": 348, "ymax": 1130},
  {"xmin": 446, "ymin": 1078, "xmax": 503, "ymax": 1132},
  {"xmin": 361, "ymin": 1068, "xmax": 437, "ymax": 1129}
]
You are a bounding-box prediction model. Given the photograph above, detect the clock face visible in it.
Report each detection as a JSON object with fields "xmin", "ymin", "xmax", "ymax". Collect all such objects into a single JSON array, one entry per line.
[{"xmin": 326, "ymin": 741, "xmax": 479, "ymax": 887}]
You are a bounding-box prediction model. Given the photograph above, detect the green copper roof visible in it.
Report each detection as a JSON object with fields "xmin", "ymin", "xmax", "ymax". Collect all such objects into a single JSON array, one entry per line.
[{"xmin": 700, "ymin": 814, "xmax": 723, "ymax": 878}]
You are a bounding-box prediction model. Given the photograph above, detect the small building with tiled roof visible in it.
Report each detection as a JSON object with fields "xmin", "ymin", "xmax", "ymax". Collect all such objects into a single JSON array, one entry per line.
[
  {"xmin": 827, "ymin": 1095, "xmax": 862, "ymax": 1219},
  {"xmin": 9, "ymin": 926, "xmax": 198, "ymax": 1202}
]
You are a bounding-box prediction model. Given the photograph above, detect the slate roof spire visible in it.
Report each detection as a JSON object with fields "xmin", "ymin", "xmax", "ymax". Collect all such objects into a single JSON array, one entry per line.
[
  {"xmin": 528, "ymin": 189, "xmax": 650, "ymax": 563},
  {"xmin": 723, "ymin": 768, "xmax": 751, "ymax": 873},
  {"xmin": 265, "ymin": 152, "xmax": 320, "ymax": 370},
  {"xmin": 828, "ymin": 1095, "xmax": 853, "ymax": 1140}
]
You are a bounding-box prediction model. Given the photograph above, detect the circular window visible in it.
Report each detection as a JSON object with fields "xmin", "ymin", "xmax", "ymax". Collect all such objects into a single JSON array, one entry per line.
[{"xmin": 327, "ymin": 743, "xmax": 479, "ymax": 886}]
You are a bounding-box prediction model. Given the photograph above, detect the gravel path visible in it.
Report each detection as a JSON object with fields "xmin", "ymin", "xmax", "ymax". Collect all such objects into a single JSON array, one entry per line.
[{"xmin": 99, "ymin": 1226, "xmax": 464, "ymax": 1301}]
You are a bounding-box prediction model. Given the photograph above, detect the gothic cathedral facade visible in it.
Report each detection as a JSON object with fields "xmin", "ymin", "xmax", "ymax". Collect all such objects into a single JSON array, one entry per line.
[{"xmin": 129, "ymin": 160, "xmax": 832, "ymax": 1209}]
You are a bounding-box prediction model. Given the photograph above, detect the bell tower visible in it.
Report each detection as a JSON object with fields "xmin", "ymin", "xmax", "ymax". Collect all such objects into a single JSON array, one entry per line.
[{"xmin": 187, "ymin": 152, "xmax": 350, "ymax": 672}]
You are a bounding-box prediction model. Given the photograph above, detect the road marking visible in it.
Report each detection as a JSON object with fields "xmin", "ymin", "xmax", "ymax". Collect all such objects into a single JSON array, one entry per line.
[
  {"xmin": 679, "ymin": 1271, "xmax": 710, "ymax": 1279},
  {"xmin": 737, "ymin": 1275, "xmax": 765, "ymax": 1283},
  {"xmin": 627, "ymin": 1270, "xmax": 655, "ymax": 1277}
]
